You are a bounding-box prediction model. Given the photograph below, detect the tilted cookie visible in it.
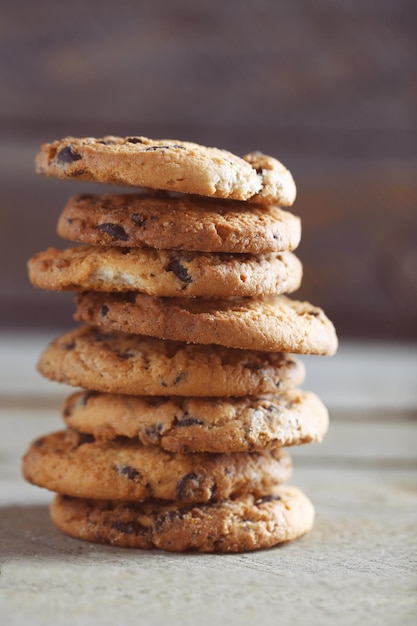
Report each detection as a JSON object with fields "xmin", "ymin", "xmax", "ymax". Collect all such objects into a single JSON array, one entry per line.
[
  {"xmin": 57, "ymin": 192, "xmax": 302, "ymax": 253},
  {"xmin": 28, "ymin": 246, "xmax": 303, "ymax": 298},
  {"xmin": 35, "ymin": 136, "xmax": 296, "ymax": 205},
  {"xmin": 63, "ymin": 388, "xmax": 329, "ymax": 453},
  {"xmin": 50, "ymin": 487, "xmax": 314, "ymax": 552},
  {"xmin": 74, "ymin": 292, "xmax": 338, "ymax": 355},
  {"xmin": 22, "ymin": 430, "xmax": 292, "ymax": 503},
  {"xmin": 37, "ymin": 326, "xmax": 305, "ymax": 396}
]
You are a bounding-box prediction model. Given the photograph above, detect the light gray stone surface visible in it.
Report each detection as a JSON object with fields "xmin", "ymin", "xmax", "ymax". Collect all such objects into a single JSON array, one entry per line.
[{"xmin": 1, "ymin": 338, "xmax": 416, "ymax": 625}]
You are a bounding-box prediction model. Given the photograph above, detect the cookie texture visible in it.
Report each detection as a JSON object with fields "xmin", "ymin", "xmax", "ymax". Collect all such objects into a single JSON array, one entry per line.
[
  {"xmin": 50, "ymin": 487, "xmax": 314, "ymax": 552},
  {"xmin": 35, "ymin": 136, "xmax": 296, "ymax": 205},
  {"xmin": 37, "ymin": 326, "xmax": 305, "ymax": 396},
  {"xmin": 74, "ymin": 292, "xmax": 338, "ymax": 355},
  {"xmin": 242, "ymin": 152, "xmax": 297, "ymax": 206},
  {"xmin": 63, "ymin": 388, "xmax": 329, "ymax": 453},
  {"xmin": 22, "ymin": 430, "xmax": 292, "ymax": 503},
  {"xmin": 57, "ymin": 192, "xmax": 302, "ymax": 253},
  {"xmin": 28, "ymin": 246, "xmax": 303, "ymax": 298}
]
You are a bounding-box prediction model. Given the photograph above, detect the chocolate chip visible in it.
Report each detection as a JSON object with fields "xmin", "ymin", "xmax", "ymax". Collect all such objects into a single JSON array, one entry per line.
[
  {"xmin": 167, "ymin": 258, "xmax": 192, "ymax": 284},
  {"xmin": 144, "ymin": 423, "xmax": 164, "ymax": 443},
  {"xmin": 62, "ymin": 341, "xmax": 76, "ymax": 350},
  {"xmin": 176, "ymin": 472, "xmax": 203, "ymax": 501},
  {"xmin": 126, "ymin": 137, "xmax": 145, "ymax": 144},
  {"xmin": 154, "ymin": 510, "xmax": 183, "ymax": 533},
  {"xmin": 33, "ymin": 437, "xmax": 45, "ymax": 448},
  {"xmin": 143, "ymin": 146, "xmax": 165, "ymax": 152},
  {"xmin": 131, "ymin": 213, "xmax": 147, "ymax": 227},
  {"xmin": 56, "ymin": 146, "xmax": 82, "ymax": 164},
  {"xmin": 97, "ymin": 223, "xmax": 129, "ymax": 241},
  {"xmin": 101, "ymin": 304, "xmax": 109, "ymax": 317},
  {"xmin": 117, "ymin": 349, "xmax": 135, "ymax": 360},
  {"xmin": 142, "ymin": 144, "xmax": 185, "ymax": 152},
  {"xmin": 255, "ymin": 495, "xmax": 282, "ymax": 505},
  {"xmin": 175, "ymin": 414, "xmax": 204, "ymax": 427},
  {"xmin": 116, "ymin": 465, "xmax": 141, "ymax": 481},
  {"xmin": 174, "ymin": 372, "xmax": 188, "ymax": 386},
  {"xmin": 111, "ymin": 521, "xmax": 143, "ymax": 535}
]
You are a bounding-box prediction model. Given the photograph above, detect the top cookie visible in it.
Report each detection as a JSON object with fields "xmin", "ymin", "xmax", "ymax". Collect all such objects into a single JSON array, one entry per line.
[{"xmin": 35, "ymin": 136, "xmax": 296, "ymax": 205}]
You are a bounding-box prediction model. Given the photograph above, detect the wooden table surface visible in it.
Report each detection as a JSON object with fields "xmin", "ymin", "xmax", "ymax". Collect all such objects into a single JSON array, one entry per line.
[{"xmin": 1, "ymin": 334, "xmax": 416, "ymax": 625}]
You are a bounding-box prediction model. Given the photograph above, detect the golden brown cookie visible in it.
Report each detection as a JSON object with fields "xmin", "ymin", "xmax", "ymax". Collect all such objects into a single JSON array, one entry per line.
[
  {"xmin": 74, "ymin": 292, "xmax": 338, "ymax": 355},
  {"xmin": 22, "ymin": 430, "xmax": 292, "ymax": 503},
  {"xmin": 50, "ymin": 487, "xmax": 314, "ymax": 552},
  {"xmin": 57, "ymin": 192, "xmax": 302, "ymax": 253},
  {"xmin": 242, "ymin": 152, "xmax": 297, "ymax": 205},
  {"xmin": 37, "ymin": 326, "xmax": 305, "ymax": 396},
  {"xmin": 35, "ymin": 136, "xmax": 296, "ymax": 205},
  {"xmin": 28, "ymin": 246, "xmax": 303, "ymax": 298},
  {"xmin": 62, "ymin": 388, "xmax": 329, "ymax": 453}
]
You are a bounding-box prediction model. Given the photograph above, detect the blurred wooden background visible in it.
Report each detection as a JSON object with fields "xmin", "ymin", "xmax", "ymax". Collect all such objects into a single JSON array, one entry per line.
[{"xmin": 0, "ymin": 0, "xmax": 416, "ymax": 340}]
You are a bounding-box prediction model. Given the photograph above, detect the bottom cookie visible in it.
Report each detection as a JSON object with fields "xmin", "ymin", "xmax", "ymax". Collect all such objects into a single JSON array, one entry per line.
[{"xmin": 50, "ymin": 487, "xmax": 314, "ymax": 553}]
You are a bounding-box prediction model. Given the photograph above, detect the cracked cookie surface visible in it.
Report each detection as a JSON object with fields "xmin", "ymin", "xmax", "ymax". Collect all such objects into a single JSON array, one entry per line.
[
  {"xmin": 37, "ymin": 326, "xmax": 305, "ymax": 396},
  {"xmin": 74, "ymin": 292, "xmax": 338, "ymax": 355},
  {"xmin": 22, "ymin": 430, "xmax": 292, "ymax": 503},
  {"xmin": 50, "ymin": 486, "xmax": 314, "ymax": 552},
  {"xmin": 35, "ymin": 136, "xmax": 296, "ymax": 205},
  {"xmin": 63, "ymin": 388, "xmax": 329, "ymax": 453},
  {"xmin": 57, "ymin": 192, "xmax": 301, "ymax": 253},
  {"xmin": 28, "ymin": 246, "xmax": 303, "ymax": 298}
]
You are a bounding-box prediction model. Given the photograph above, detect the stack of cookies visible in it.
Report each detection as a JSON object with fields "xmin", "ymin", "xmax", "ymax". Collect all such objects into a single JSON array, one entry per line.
[{"xmin": 22, "ymin": 136, "xmax": 337, "ymax": 553}]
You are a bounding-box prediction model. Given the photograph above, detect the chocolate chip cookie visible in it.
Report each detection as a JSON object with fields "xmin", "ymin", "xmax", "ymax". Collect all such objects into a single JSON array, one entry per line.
[
  {"xmin": 37, "ymin": 326, "xmax": 305, "ymax": 396},
  {"xmin": 28, "ymin": 246, "xmax": 303, "ymax": 298},
  {"xmin": 50, "ymin": 486, "xmax": 314, "ymax": 552},
  {"xmin": 35, "ymin": 136, "xmax": 296, "ymax": 205},
  {"xmin": 62, "ymin": 388, "xmax": 329, "ymax": 453},
  {"xmin": 22, "ymin": 430, "xmax": 292, "ymax": 502},
  {"xmin": 57, "ymin": 192, "xmax": 302, "ymax": 253},
  {"xmin": 74, "ymin": 292, "xmax": 338, "ymax": 355}
]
